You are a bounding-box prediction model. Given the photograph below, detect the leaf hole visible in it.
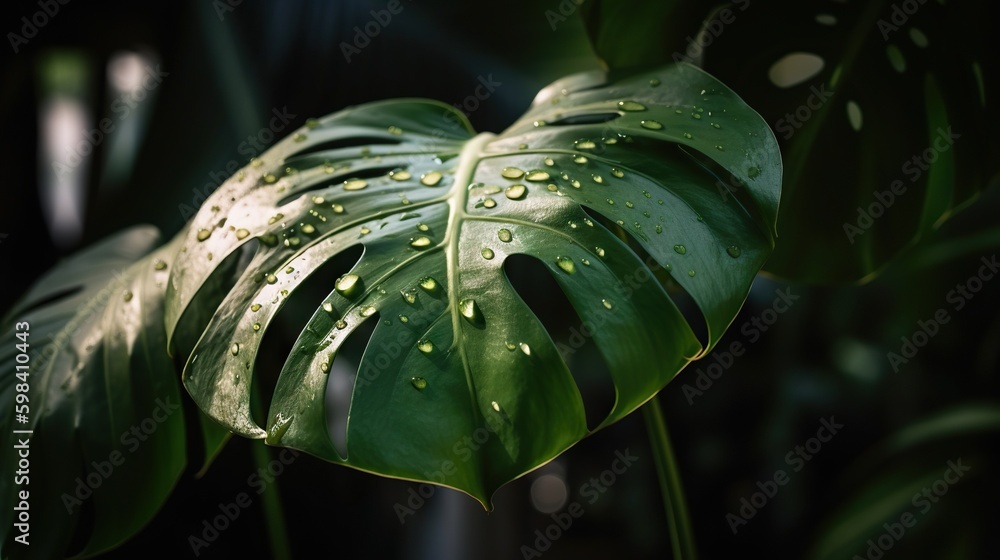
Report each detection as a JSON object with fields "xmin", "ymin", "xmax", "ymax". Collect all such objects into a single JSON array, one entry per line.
[{"xmin": 503, "ymin": 254, "xmax": 616, "ymax": 431}]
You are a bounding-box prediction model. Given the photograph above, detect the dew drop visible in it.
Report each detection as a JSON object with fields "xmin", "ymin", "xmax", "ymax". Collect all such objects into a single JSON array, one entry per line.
[
  {"xmin": 483, "ymin": 198, "xmax": 497, "ymax": 208},
  {"xmin": 573, "ymin": 155, "xmax": 588, "ymax": 164},
  {"xmin": 301, "ymin": 223, "xmax": 316, "ymax": 235},
  {"xmin": 593, "ymin": 175, "xmax": 604, "ymax": 184},
  {"xmin": 230, "ymin": 343, "xmax": 240, "ymax": 356},
  {"xmin": 266, "ymin": 274, "xmax": 277, "ymax": 284},
  {"xmin": 251, "ymin": 303, "xmax": 262, "ymax": 312},
  {"xmin": 519, "ymin": 342, "xmax": 531, "ymax": 356},
  {"xmin": 419, "ymin": 277, "xmax": 438, "ymax": 292},
  {"xmin": 575, "ymin": 139, "xmax": 597, "ymax": 150},
  {"xmin": 252, "ymin": 322, "xmax": 261, "ymax": 331},
  {"xmin": 335, "ymin": 273, "xmax": 361, "ymax": 296},
  {"xmin": 197, "ymin": 228, "xmax": 211, "ymax": 241},
  {"xmin": 543, "ymin": 157, "xmax": 555, "ymax": 166},
  {"xmin": 410, "ymin": 236, "xmax": 432, "ymax": 248},
  {"xmin": 595, "ymin": 247, "xmax": 606, "ymax": 258},
  {"xmin": 618, "ymin": 100, "xmax": 647, "ymax": 111},
  {"xmin": 322, "ymin": 302, "xmax": 334, "ymax": 313},
  {"xmin": 360, "ymin": 305, "xmax": 376, "ymax": 318},
  {"xmin": 123, "ymin": 290, "xmax": 133, "ymax": 302},
  {"xmin": 674, "ymin": 244, "xmax": 687, "ymax": 255},
  {"xmin": 525, "ymin": 170, "xmax": 550, "ymax": 181},
  {"xmin": 748, "ymin": 166, "xmax": 761, "ymax": 179},
  {"xmin": 332, "ymin": 204, "xmax": 345, "ymax": 214},
  {"xmin": 235, "ymin": 228, "xmax": 250, "ymax": 240},
  {"xmin": 649, "ymin": 78, "xmax": 661, "ymax": 87},
  {"xmin": 410, "ymin": 377, "xmax": 427, "ymax": 390},
  {"xmin": 655, "ymin": 225, "xmax": 663, "ymax": 234},
  {"xmin": 611, "ymin": 168, "xmax": 624, "ymax": 178},
  {"xmin": 153, "ymin": 259, "xmax": 168, "ymax": 271},
  {"xmin": 458, "ymin": 299, "xmax": 480, "ymax": 323},
  {"xmin": 727, "ymin": 245, "xmax": 742, "ymax": 258},
  {"xmin": 419, "ymin": 171, "xmax": 443, "ymax": 186},
  {"xmin": 501, "ymin": 167, "xmax": 525, "ymax": 179},
  {"xmin": 683, "ymin": 132, "xmax": 693, "ymax": 139},
  {"xmin": 624, "ymin": 201, "xmax": 634, "ymax": 208},
  {"xmin": 505, "ymin": 185, "xmax": 527, "ymax": 200},
  {"xmin": 481, "ymin": 247, "xmax": 495, "ymax": 260},
  {"xmin": 343, "ymin": 178, "xmax": 368, "ymax": 191},
  {"xmin": 417, "ymin": 339, "xmax": 434, "ymax": 353},
  {"xmin": 389, "ymin": 169, "xmax": 412, "ymax": 181},
  {"xmin": 555, "ymin": 256, "xmax": 576, "ymax": 274},
  {"xmin": 688, "ymin": 269, "xmax": 696, "ymax": 277},
  {"xmin": 387, "ymin": 125, "xmax": 403, "ymax": 135},
  {"xmin": 401, "ymin": 289, "xmax": 417, "ymax": 304},
  {"xmin": 504, "ymin": 341, "xmax": 516, "ymax": 351},
  {"xmin": 498, "ymin": 228, "xmax": 513, "ymax": 242},
  {"xmin": 335, "ymin": 320, "xmax": 348, "ymax": 329},
  {"xmin": 640, "ymin": 120, "xmax": 663, "ymax": 130}
]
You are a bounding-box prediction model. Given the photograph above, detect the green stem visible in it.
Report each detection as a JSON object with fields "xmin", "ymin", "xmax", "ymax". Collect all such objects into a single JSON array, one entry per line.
[
  {"xmin": 642, "ymin": 395, "xmax": 698, "ymax": 560},
  {"xmin": 250, "ymin": 384, "xmax": 292, "ymax": 560}
]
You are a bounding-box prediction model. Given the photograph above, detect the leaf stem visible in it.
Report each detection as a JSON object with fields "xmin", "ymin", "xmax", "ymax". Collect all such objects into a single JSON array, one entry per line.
[
  {"xmin": 250, "ymin": 384, "xmax": 292, "ymax": 560},
  {"xmin": 642, "ymin": 395, "xmax": 698, "ymax": 560}
]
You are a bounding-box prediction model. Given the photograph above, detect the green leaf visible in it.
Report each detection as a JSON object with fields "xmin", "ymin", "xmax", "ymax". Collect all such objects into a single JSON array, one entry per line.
[
  {"xmin": 166, "ymin": 64, "xmax": 780, "ymax": 506},
  {"xmin": 578, "ymin": 0, "xmax": 999, "ymax": 283},
  {"xmin": 0, "ymin": 228, "xmax": 224, "ymax": 559}
]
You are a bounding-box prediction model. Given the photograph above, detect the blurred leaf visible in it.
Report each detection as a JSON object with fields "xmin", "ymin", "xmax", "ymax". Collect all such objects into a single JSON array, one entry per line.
[
  {"xmin": 0, "ymin": 228, "xmax": 226, "ymax": 559},
  {"xmin": 808, "ymin": 404, "xmax": 1000, "ymax": 560},
  {"xmin": 578, "ymin": 0, "xmax": 999, "ymax": 283}
]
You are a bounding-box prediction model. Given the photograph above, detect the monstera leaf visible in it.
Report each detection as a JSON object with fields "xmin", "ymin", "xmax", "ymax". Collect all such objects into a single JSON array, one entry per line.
[
  {"xmin": 165, "ymin": 63, "xmax": 780, "ymax": 506},
  {"xmin": 582, "ymin": 0, "xmax": 999, "ymax": 283},
  {"xmin": 0, "ymin": 228, "xmax": 228, "ymax": 559}
]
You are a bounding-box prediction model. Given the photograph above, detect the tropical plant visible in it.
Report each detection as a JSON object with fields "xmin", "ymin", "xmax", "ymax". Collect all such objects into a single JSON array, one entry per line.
[{"xmin": 2, "ymin": 0, "xmax": 997, "ymax": 558}]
